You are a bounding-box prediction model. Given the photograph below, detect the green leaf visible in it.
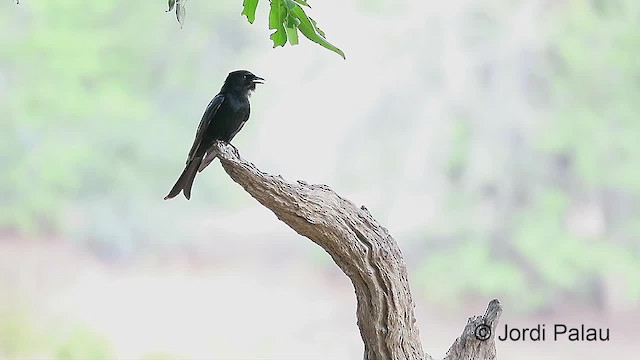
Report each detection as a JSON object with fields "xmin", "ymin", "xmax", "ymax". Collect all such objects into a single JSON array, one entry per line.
[
  {"xmin": 269, "ymin": 0, "xmax": 287, "ymax": 47},
  {"xmin": 268, "ymin": 0, "xmax": 280, "ymax": 29},
  {"xmin": 283, "ymin": 0, "xmax": 296, "ymax": 11},
  {"xmin": 293, "ymin": 0, "xmax": 311, "ymax": 8},
  {"xmin": 309, "ymin": 17, "xmax": 325, "ymax": 38},
  {"xmin": 290, "ymin": 5, "xmax": 345, "ymax": 58},
  {"xmin": 241, "ymin": 0, "xmax": 259, "ymax": 24},
  {"xmin": 285, "ymin": 16, "xmax": 299, "ymax": 45},
  {"xmin": 167, "ymin": 0, "xmax": 176, "ymax": 12},
  {"xmin": 270, "ymin": 25, "xmax": 287, "ymax": 47},
  {"xmin": 285, "ymin": 27, "xmax": 299, "ymax": 45},
  {"xmin": 176, "ymin": 3, "xmax": 186, "ymax": 27}
]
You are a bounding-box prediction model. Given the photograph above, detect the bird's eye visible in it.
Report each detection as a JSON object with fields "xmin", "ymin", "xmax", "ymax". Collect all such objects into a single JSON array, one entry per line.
[{"xmin": 243, "ymin": 75, "xmax": 248, "ymax": 79}]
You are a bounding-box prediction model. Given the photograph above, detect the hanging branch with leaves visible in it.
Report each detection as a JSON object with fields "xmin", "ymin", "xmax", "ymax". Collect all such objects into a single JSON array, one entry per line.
[
  {"xmin": 167, "ymin": 0, "xmax": 188, "ymax": 27},
  {"xmin": 166, "ymin": 0, "xmax": 345, "ymax": 58}
]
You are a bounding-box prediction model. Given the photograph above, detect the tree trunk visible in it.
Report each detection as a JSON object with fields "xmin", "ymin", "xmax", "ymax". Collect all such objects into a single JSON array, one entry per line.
[{"xmin": 212, "ymin": 141, "xmax": 502, "ymax": 360}]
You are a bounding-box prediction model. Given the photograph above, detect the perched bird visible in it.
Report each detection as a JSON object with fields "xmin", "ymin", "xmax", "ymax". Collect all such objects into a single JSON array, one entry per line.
[{"xmin": 164, "ymin": 70, "xmax": 264, "ymax": 200}]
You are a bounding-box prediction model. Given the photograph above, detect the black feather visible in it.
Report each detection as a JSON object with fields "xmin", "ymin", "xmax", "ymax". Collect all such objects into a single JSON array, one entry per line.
[{"xmin": 164, "ymin": 70, "xmax": 264, "ymax": 200}]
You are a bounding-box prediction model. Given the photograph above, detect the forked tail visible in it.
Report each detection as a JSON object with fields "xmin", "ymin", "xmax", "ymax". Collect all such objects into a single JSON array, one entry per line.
[{"xmin": 164, "ymin": 157, "xmax": 202, "ymax": 200}]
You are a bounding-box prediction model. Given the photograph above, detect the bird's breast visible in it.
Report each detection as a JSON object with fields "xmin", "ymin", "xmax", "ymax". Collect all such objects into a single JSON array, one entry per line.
[{"xmin": 209, "ymin": 96, "xmax": 250, "ymax": 142}]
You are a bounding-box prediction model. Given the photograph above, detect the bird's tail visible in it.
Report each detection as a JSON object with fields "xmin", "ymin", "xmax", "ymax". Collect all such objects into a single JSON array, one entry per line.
[
  {"xmin": 164, "ymin": 157, "xmax": 202, "ymax": 200},
  {"xmin": 198, "ymin": 150, "xmax": 217, "ymax": 172}
]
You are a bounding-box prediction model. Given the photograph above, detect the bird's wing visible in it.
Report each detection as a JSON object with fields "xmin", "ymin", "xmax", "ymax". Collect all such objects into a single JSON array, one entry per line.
[
  {"xmin": 186, "ymin": 93, "xmax": 225, "ymax": 163},
  {"xmin": 227, "ymin": 117, "xmax": 248, "ymax": 142}
]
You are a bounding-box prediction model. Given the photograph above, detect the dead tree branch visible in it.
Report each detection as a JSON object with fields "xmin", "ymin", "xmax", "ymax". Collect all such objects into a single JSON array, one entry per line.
[
  {"xmin": 212, "ymin": 141, "xmax": 501, "ymax": 360},
  {"xmin": 444, "ymin": 299, "xmax": 503, "ymax": 360}
]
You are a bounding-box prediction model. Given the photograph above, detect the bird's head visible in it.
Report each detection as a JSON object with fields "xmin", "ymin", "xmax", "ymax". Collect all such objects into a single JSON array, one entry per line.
[{"xmin": 223, "ymin": 70, "xmax": 264, "ymax": 95}]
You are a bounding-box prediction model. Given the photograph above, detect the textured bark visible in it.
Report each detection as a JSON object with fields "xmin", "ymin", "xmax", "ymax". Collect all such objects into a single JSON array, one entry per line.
[
  {"xmin": 444, "ymin": 299, "xmax": 503, "ymax": 360},
  {"xmin": 212, "ymin": 141, "xmax": 501, "ymax": 360}
]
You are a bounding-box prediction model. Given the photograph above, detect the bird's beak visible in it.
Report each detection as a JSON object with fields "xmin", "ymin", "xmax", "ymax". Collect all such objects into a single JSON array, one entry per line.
[{"xmin": 252, "ymin": 76, "xmax": 265, "ymax": 84}]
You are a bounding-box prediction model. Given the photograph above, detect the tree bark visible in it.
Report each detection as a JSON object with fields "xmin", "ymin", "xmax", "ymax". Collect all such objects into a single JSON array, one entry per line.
[
  {"xmin": 443, "ymin": 299, "xmax": 503, "ymax": 360},
  {"xmin": 212, "ymin": 141, "xmax": 502, "ymax": 360}
]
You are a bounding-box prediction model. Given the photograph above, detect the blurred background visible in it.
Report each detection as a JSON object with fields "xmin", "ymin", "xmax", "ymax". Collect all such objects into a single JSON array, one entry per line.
[{"xmin": 1, "ymin": 0, "xmax": 639, "ymax": 359}]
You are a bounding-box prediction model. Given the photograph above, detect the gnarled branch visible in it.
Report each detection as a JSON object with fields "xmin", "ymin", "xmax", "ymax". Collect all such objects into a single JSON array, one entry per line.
[
  {"xmin": 212, "ymin": 141, "xmax": 501, "ymax": 360},
  {"xmin": 444, "ymin": 299, "xmax": 503, "ymax": 360}
]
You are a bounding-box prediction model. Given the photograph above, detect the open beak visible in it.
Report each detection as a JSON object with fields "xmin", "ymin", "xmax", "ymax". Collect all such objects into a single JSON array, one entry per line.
[{"xmin": 252, "ymin": 76, "xmax": 265, "ymax": 84}]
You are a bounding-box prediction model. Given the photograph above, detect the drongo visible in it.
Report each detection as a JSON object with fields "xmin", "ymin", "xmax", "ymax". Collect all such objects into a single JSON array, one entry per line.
[{"xmin": 164, "ymin": 70, "xmax": 264, "ymax": 200}]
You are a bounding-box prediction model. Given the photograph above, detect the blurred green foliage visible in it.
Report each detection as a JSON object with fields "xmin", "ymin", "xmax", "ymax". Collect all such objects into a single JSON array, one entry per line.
[
  {"xmin": 417, "ymin": 0, "xmax": 640, "ymax": 311},
  {"xmin": 1, "ymin": 1, "xmax": 255, "ymax": 258},
  {"xmin": 0, "ymin": 306, "xmax": 44, "ymax": 358},
  {"xmin": 0, "ymin": 302, "xmax": 113, "ymax": 360},
  {"xmin": 2, "ymin": 0, "xmax": 639, "ymax": 327},
  {"xmin": 54, "ymin": 325, "xmax": 112, "ymax": 360},
  {"xmin": 2, "ymin": 1, "xmax": 163, "ymax": 234}
]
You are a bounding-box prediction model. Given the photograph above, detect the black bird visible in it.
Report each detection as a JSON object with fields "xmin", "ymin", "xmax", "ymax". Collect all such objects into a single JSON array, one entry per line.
[{"xmin": 164, "ymin": 70, "xmax": 264, "ymax": 200}]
